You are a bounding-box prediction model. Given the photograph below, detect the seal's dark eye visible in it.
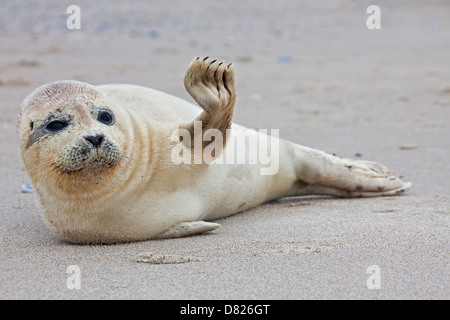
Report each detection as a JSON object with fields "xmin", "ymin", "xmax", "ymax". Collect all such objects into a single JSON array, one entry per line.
[
  {"xmin": 46, "ymin": 120, "xmax": 68, "ymax": 132},
  {"xmin": 98, "ymin": 111, "xmax": 113, "ymax": 125}
]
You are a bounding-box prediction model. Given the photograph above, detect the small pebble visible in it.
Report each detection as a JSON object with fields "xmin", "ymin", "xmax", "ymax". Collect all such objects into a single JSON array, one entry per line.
[
  {"xmin": 147, "ymin": 29, "xmax": 159, "ymax": 39},
  {"xmin": 400, "ymin": 144, "xmax": 418, "ymax": 150},
  {"xmin": 21, "ymin": 182, "xmax": 33, "ymax": 193},
  {"xmin": 249, "ymin": 93, "xmax": 261, "ymax": 101},
  {"xmin": 277, "ymin": 54, "xmax": 292, "ymax": 63},
  {"xmin": 429, "ymin": 24, "xmax": 438, "ymax": 32}
]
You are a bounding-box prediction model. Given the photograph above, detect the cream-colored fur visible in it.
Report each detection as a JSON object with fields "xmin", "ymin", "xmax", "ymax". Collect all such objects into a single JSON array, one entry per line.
[{"xmin": 18, "ymin": 57, "xmax": 411, "ymax": 244}]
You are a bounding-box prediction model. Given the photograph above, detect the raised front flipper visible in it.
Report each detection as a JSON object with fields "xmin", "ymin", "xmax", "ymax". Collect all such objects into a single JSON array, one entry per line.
[{"xmin": 181, "ymin": 57, "xmax": 236, "ymax": 153}]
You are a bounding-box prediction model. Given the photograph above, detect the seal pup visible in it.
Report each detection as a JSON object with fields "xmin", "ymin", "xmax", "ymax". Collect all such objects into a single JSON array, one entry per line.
[{"xmin": 18, "ymin": 57, "xmax": 411, "ymax": 244}]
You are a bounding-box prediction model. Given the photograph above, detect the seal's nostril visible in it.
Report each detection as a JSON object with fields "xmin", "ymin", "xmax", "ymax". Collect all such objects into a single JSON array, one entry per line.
[{"xmin": 85, "ymin": 134, "xmax": 104, "ymax": 148}]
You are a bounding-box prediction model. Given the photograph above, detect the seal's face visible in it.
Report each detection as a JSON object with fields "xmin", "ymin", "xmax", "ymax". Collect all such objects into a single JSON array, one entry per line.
[
  {"xmin": 43, "ymin": 102, "xmax": 122, "ymax": 174},
  {"xmin": 19, "ymin": 81, "xmax": 126, "ymax": 185}
]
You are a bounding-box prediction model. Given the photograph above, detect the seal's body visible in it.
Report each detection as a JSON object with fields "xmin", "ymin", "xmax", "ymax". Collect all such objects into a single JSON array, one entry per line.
[{"xmin": 18, "ymin": 57, "xmax": 411, "ymax": 243}]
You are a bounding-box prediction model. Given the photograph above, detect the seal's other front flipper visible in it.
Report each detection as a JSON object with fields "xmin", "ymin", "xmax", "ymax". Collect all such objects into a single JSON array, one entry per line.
[{"xmin": 153, "ymin": 221, "xmax": 221, "ymax": 239}]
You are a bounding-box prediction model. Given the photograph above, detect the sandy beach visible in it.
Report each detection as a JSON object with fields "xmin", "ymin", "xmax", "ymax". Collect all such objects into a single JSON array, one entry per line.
[{"xmin": 0, "ymin": 0, "xmax": 449, "ymax": 299}]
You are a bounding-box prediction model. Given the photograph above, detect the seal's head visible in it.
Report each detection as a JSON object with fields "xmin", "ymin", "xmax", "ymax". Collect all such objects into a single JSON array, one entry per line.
[{"xmin": 18, "ymin": 81, "xmax": 127, "ymax": 187}]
